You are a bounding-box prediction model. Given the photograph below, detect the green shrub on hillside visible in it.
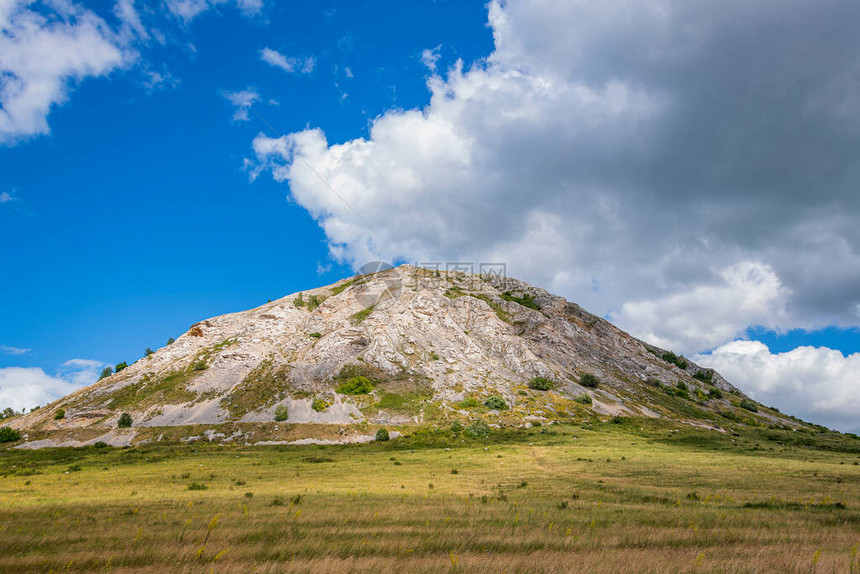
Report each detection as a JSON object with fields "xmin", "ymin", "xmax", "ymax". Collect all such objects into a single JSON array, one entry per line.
[
  {"xmin": 740, "ymin": 399, "xmax": 759, "ymax": 412},
  {"xmin": 375, "ymin": 428, "xmax": 390, "ymax": 441},
  {"xmin": 500, "ymin": 291, "xmax": 541, "ymax": 310},
  {"xmin": 483, "ymin": 396, "xmax": 508, "ymax": 410},
  {"xmin": 661, "ymin": 351, "xmax": 688, "ymax": 370},
  {"xmin": 98, "ymin": 367, "xmax": 113, "ymax": 380},
  {"xmin": 574, "ymin": 394, "xmax": 592, "ymax": 405},
  {"xmin": 53, "ymin": 409, "xmax": 65, "ymax": 420},
  {"xmin": 274, "ymin": 405, "xmax": 289, "ymax": 422},
  {"xmin": 115, "ymin": 361, "xmax": 128, "ymax": 373},
  {"xmin": 465, "ymin": 420, "xmax": 490, "ymax": 438},
  {"xmin": 337, "ymin": 376, "xmax": 374, "ymax": 395},
  {"xmin": 459, "ymin": 397, "xmax": 480, "ymax": 409},
  {"xmin": 311, "ymin": 398, "xmax": 329, "ymax": 412},
  {"xmin": 528, "ymin": 377, "xmax": 553, "ymax": 391},
  {"xmin": 579, "ymin": 373, "xmax": 600, "ymax": 388},
  {"xmin": 117, "ymin": 413, "xmax": 133, "ymax": 428},
  {"xmin": 708, "ymin": 388, "xmax": 723, "ymax": 400},
  {"xmin": 0, "ymin": 427, "xmax": 21, "ymax": 443}
]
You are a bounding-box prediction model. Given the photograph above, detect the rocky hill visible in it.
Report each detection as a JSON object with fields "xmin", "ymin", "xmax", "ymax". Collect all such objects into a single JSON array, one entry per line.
[{"xmin": 9, "ymin": 265, "xmax": 807, "ymax": 446}]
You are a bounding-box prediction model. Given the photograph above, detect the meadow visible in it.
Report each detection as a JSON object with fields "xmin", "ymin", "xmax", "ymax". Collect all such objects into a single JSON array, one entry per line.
[{"xmin": 1, "ymin": 419, "xmax": 859, "ymax": 573}]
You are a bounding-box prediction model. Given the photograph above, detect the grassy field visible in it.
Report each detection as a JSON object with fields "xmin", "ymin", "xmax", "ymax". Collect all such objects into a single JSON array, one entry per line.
[{"xmin": 1, "ymin": 420, "xmax": 859, "ymax": 573}]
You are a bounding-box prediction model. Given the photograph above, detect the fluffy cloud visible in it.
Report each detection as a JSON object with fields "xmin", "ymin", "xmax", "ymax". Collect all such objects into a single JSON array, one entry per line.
[
  {"xmin": 0, "ymin": 359, "xmax": 104, "ymax": 412},
  {"xmin": 250, "ymin": 0, "xmax": 860, "ymax": 356},
  {"xmin": 0, "ymin": 345, "xmax": 30, "ymax": 355},
  {"xmin": 164, "ymin": 0, "xmax": 264, "ymax": 22},
  {"xmin": 420, "ymin": 45, "xmax": 441, "ymax": 72},
  {"xmin": 260, "ymin": 48, "xmax": 315, "ymax": 74},
  {"xmin": 222, "ymin": 88, "xmax": 260, "ymax": 121},
  {"xmin": 0, "ymin": 192, "xmax": 15, "ymax": 203},
  {"xmin": 612, "ymin": 262, "xmax": 790, "ymax": 355},
  {"xmin": 698, "ymin": 341, "xmax": 860, "ymax": 434},
  {"xmin": 0, "ymin": 0, "xmax": 131, "ymax": 144}
]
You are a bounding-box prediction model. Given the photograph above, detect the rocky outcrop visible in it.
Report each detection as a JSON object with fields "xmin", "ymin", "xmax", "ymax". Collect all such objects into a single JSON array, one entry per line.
[{"xmin": 11, "ymin": 265, "xmax": 796, "ymax": 434}]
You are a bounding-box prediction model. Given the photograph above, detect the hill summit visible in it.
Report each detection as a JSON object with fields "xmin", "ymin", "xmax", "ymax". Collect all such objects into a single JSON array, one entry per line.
[{"xmin": 11, "ymin": 265, "xmax": 806, "ymax": 446}]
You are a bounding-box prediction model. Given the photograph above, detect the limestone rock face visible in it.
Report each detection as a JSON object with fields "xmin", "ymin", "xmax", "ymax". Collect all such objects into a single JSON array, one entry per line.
[{"xmin": 13, "ymin": 265, "xmax": 787, "ymax": 432}]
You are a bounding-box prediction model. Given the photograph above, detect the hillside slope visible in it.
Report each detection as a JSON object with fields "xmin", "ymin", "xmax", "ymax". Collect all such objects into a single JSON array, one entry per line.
[{"xmin": 10, "ymin": 265, "xmax": 806, "ymax": 442}]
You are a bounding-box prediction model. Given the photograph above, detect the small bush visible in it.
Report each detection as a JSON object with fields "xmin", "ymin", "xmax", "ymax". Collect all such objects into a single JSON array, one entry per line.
[
  {"xmin": 67, "ymin": 464, "xmax": 81, "ymax": 473},
  {"xmin": 166, "ymin": 337, "xmax": 175, "ymax": 345},
  {"xmin": 187, "ymin": 482, "xmax": 208, "ymax": 491},
  {"xmin": 336, "ymin": 376, "xmax": 374, "ymax": 395},
  {"xmin": 93, "ymin": 441, "xmax": 109, "ymax": 449},
  {"xmin": 191, "ymin": 361, "xmax": 207, "ymax": 371},
  {"xmin": 54, "ymin": 409, "xmax": 65, "ymax": 420},
  {"xmin": 708, "ymin": 388, "xmax": 723, "ymax": 400},
  {"xmin": 0, "ymin": 427, "xmax": 21, "ymax": 443},
  {"xmin": 661, "ymin": 351, "xmax": 688, "ymax": 370},
  {"xmin": 693, "ymin": 370, "xmax": 713, "ymax": 383},
  {"xmin": 98, "ymin": 367, "xmax": 113, "ymax": 380},
  {"xmin": 375, "ymin": 428, "xmax": 390, "ymax": 441},
  {"xmin": 274, "ymin": 405, "xmax": 289, "ymax": 422},
  {"xmin": 144, "ymin": 347, "xmax": 154, "ymax": 357},
  {"xmin": 311, "ymin": 398, "xmax": 329, "ymax": 412},
  {"xmin": 677, "ymin": 381, "xmax": 688, "ymax": 391},
  {"xmin": 579, "ymin": 373, "xmax": 600, "ymax": 388},
  {"xmin": 450, "ymin": 421, "xmax": 463, "ymax": 433},
  {"xmin": 309, "ymin": 332, "xmax": 322, "ymax": 339},
  {"xmin": 720, "ymin": 411, "xmax": 738, "ymax": 421},
  {"xmin": 465, "ymin": 420, "xmax": 490, "ymax": 438},
  {"xmin": 528, "ymin": 377, "xmax": 553, "ymax": 391},
  {"xmin": 293, "ymin": 293, "xmax": 305, "ymax": 308},
  {"xmin": 117, "ymin": 413, "xmax": 133, "ymax": 428},
  {"xmin": 483, "ymin": 396, "xmax": 508, "ymax": 410},
  {"xmin": 430, "ymin": 352, "xmax": 440, "ymax": 361},
  {"xmin": 574, "ymin": 393, "xmax": 592, "ymax": 405},
  {"xmin": 500, "ymin": 291, "xmax": 541, "ymax": 310},
  {"xmin": 115, "ymin": 361, "xmax": 128, "ymax": 373},
  {"xmin": 610, "ymin": 416, "xmax": 624, "ymax": 424},
  {"xmin": 740, "ymin": 399, "xmax": 759, "ymax": 412},
  {"xmin": 459, "ymin": 397, "xmax": 480, "ymax": 409}
]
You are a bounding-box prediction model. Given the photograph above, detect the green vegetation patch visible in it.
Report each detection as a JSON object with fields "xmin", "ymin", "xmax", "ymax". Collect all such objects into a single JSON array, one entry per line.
[
  {"xmin": 330, "ymin": 278, "xmax": 356, "ymax": 296},
  {"xmin": 661, "ymin": 351, "xmax": 688, "ymax": 370},
  {"xmin": 500, "ymin": 291, "xmax": 541, "ymax": 310},
  {"xmin": 527, "ymin": 377, "xmax": 554, "ymax": 391},
  {"xmin": 469, "ymin": 293, "xmax": 512, "ymax": 324},
  {"xmin": 483, "ymin": 396, "xmax": 508, "ymax": 410},
  {"xmin": 350, "ymin": 305, "xmax": 375, "ymax": 325},
  {"xmin": 222, "ymin": 359, "xmax": 292, "ymax": 420},
  {"xmin": 0, "ymin": 427, "xmax": 21, "ymax": 443},
  {"xmin": 311, "ymin": 398, "xmax": 330, "ymax": 412},
  {"xmin": 337, "ymin": 376, "xmax": 374, "ymax": 395},
  {"xmin": 740, "ymin": 398, "xmax": 759, "ymax": 412},
  {"xmin": 579, "ymin": 373, "xmax": 600, "ymax": 388},
  {"xmin": 107, "ymin": 369, "xmax": 199, "ymax": 410}
]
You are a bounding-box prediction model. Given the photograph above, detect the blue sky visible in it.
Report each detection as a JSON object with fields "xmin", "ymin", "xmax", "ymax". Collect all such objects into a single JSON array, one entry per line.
[
  {"xmin": 0, "ymin": 0, "xmax": 491, "ymax": 372},
  {"xmin": 2, "ymin": 1, "xmax": 860, "ymax": 432}
]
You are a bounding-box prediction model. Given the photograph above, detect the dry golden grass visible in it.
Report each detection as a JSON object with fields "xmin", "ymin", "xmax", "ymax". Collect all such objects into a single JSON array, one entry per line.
[{"xmin": 1, "ymin": 420, "xmax": 859, "ymax": 572}]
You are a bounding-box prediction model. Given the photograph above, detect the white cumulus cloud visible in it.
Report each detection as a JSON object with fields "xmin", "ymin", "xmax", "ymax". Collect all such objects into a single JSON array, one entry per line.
[
  {"xmin": 0, "ymin": 0, "xmax": 131, "ymax": 144},
  {"xmin": 612, "ymin": 262, "xmax": 790, "ymax": 355},
  {"xmin": 0, "ymin": 359, "xmax": 104, "ymax": 412},
  {"xmin": 697, "ymin": 341, "xmax": 860, "ymax": 434}
]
